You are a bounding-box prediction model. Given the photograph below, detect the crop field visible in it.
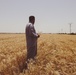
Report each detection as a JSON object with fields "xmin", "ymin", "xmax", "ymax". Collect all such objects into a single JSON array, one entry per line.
[{"xmin": 0, "ymin": 34, "xmax": 76, "ymax": 75}]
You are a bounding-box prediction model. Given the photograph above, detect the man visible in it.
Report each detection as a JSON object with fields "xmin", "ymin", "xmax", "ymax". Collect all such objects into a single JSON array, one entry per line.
[{"xmin": 25, "ymin": 16, "xmax": 40, "ymax": 61}]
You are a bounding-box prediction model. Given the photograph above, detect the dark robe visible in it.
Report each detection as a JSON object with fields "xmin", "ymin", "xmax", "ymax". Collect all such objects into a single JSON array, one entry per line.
[{"xmin": 25, "ymin": 23, "xmax": 39, "ymax": 60}]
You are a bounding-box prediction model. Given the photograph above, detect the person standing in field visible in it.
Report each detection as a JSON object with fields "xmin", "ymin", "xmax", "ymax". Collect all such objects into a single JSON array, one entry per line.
[{"xmin": 25, "ymin": 16, "xmax": 40, "ymax": 62}]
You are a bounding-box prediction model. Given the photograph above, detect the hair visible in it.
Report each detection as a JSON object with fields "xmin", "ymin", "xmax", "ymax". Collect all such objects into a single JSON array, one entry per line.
[{"xmin": 29, "ymin": 16, "xmax": 35, "ymax": 22}]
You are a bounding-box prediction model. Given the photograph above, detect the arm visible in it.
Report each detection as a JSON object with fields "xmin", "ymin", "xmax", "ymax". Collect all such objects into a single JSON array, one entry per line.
[{"xmin": 29, "ymin": 24, "xmax": 39, "ymax": 38}]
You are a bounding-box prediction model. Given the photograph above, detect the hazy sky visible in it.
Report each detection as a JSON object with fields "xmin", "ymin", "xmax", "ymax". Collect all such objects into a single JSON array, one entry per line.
[{"xmin": 0, "ymin": 0, "xmax": 76, "ymax": 33}]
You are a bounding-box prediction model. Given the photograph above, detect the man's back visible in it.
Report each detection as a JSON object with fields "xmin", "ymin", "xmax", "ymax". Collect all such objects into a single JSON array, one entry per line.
[
  {"xmin": 26, "ymin": 23, "xmax": 37, "ymax": 47},
  {"xmin": 26, "ymin": 23, "xmax": 36, "ymax": 38}
]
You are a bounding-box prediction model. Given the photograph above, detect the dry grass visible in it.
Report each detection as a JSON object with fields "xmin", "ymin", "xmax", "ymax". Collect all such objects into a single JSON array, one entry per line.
[{"xmin": 0, "ymin": 34, "xmax": 76, "ymax": 75}]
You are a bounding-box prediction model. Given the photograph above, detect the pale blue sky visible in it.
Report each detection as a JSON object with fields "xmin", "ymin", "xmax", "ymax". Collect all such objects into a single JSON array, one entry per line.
[{"xmin": 0, "ymin": 0, "xmax": 76, "ymax": 33}]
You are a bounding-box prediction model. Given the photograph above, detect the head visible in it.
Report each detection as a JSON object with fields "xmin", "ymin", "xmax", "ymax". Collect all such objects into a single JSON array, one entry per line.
[{"xmin": 29, "ymin": 16, "xmax": 35, "ymax": 24}]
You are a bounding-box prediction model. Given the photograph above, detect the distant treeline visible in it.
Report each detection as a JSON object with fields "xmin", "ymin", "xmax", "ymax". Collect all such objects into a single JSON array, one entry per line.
[
  {"xmin": 0, "ymin": 33, "xmax": 25, "ymax": 34},
  {"xmin": 0, "ymin": 32, "xmax": 76, "ymax": 35},
  {"xmin": 58, "ymin": 33, "xmax": 76, "ymax": 35}
]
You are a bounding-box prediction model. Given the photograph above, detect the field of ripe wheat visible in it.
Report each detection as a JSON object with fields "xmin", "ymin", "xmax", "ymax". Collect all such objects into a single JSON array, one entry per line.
[{"xmin": 0, "ymin": 34, "xmax": 76, "ymax": 75}]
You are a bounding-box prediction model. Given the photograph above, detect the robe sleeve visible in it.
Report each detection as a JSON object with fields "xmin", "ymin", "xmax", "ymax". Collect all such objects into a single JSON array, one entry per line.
[{"xmin": 29, "ymin": 24, "xmax": 38, "ymax": 38}]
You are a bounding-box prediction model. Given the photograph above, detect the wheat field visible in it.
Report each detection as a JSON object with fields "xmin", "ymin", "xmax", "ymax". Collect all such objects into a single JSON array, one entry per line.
[{"xmin": 0, "ymin": 33, "xmax": 76, "ymax": 75}]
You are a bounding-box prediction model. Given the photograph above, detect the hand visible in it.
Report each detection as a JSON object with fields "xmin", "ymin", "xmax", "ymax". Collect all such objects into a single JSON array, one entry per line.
[{"xmin": 38, "ymin": 34, "xmax": 40, "ymax": 38}]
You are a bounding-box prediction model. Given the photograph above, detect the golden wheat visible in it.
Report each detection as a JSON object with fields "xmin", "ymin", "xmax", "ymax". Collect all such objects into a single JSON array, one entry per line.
[{"xmin": 0, "ymin": 34, "xmax": 76, "ymax": 75}]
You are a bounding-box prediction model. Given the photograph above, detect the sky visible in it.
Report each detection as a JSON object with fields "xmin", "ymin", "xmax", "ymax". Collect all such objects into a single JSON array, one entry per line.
[{"xmin": 0, "ymin": 0, "xmax": 76, "ymax": 33}]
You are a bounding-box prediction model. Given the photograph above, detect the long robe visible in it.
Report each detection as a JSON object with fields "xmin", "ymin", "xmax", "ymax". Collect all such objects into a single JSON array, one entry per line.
[{"xmin": 25, "ymin": 23, "xmax": 39, "ymax": 60}]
